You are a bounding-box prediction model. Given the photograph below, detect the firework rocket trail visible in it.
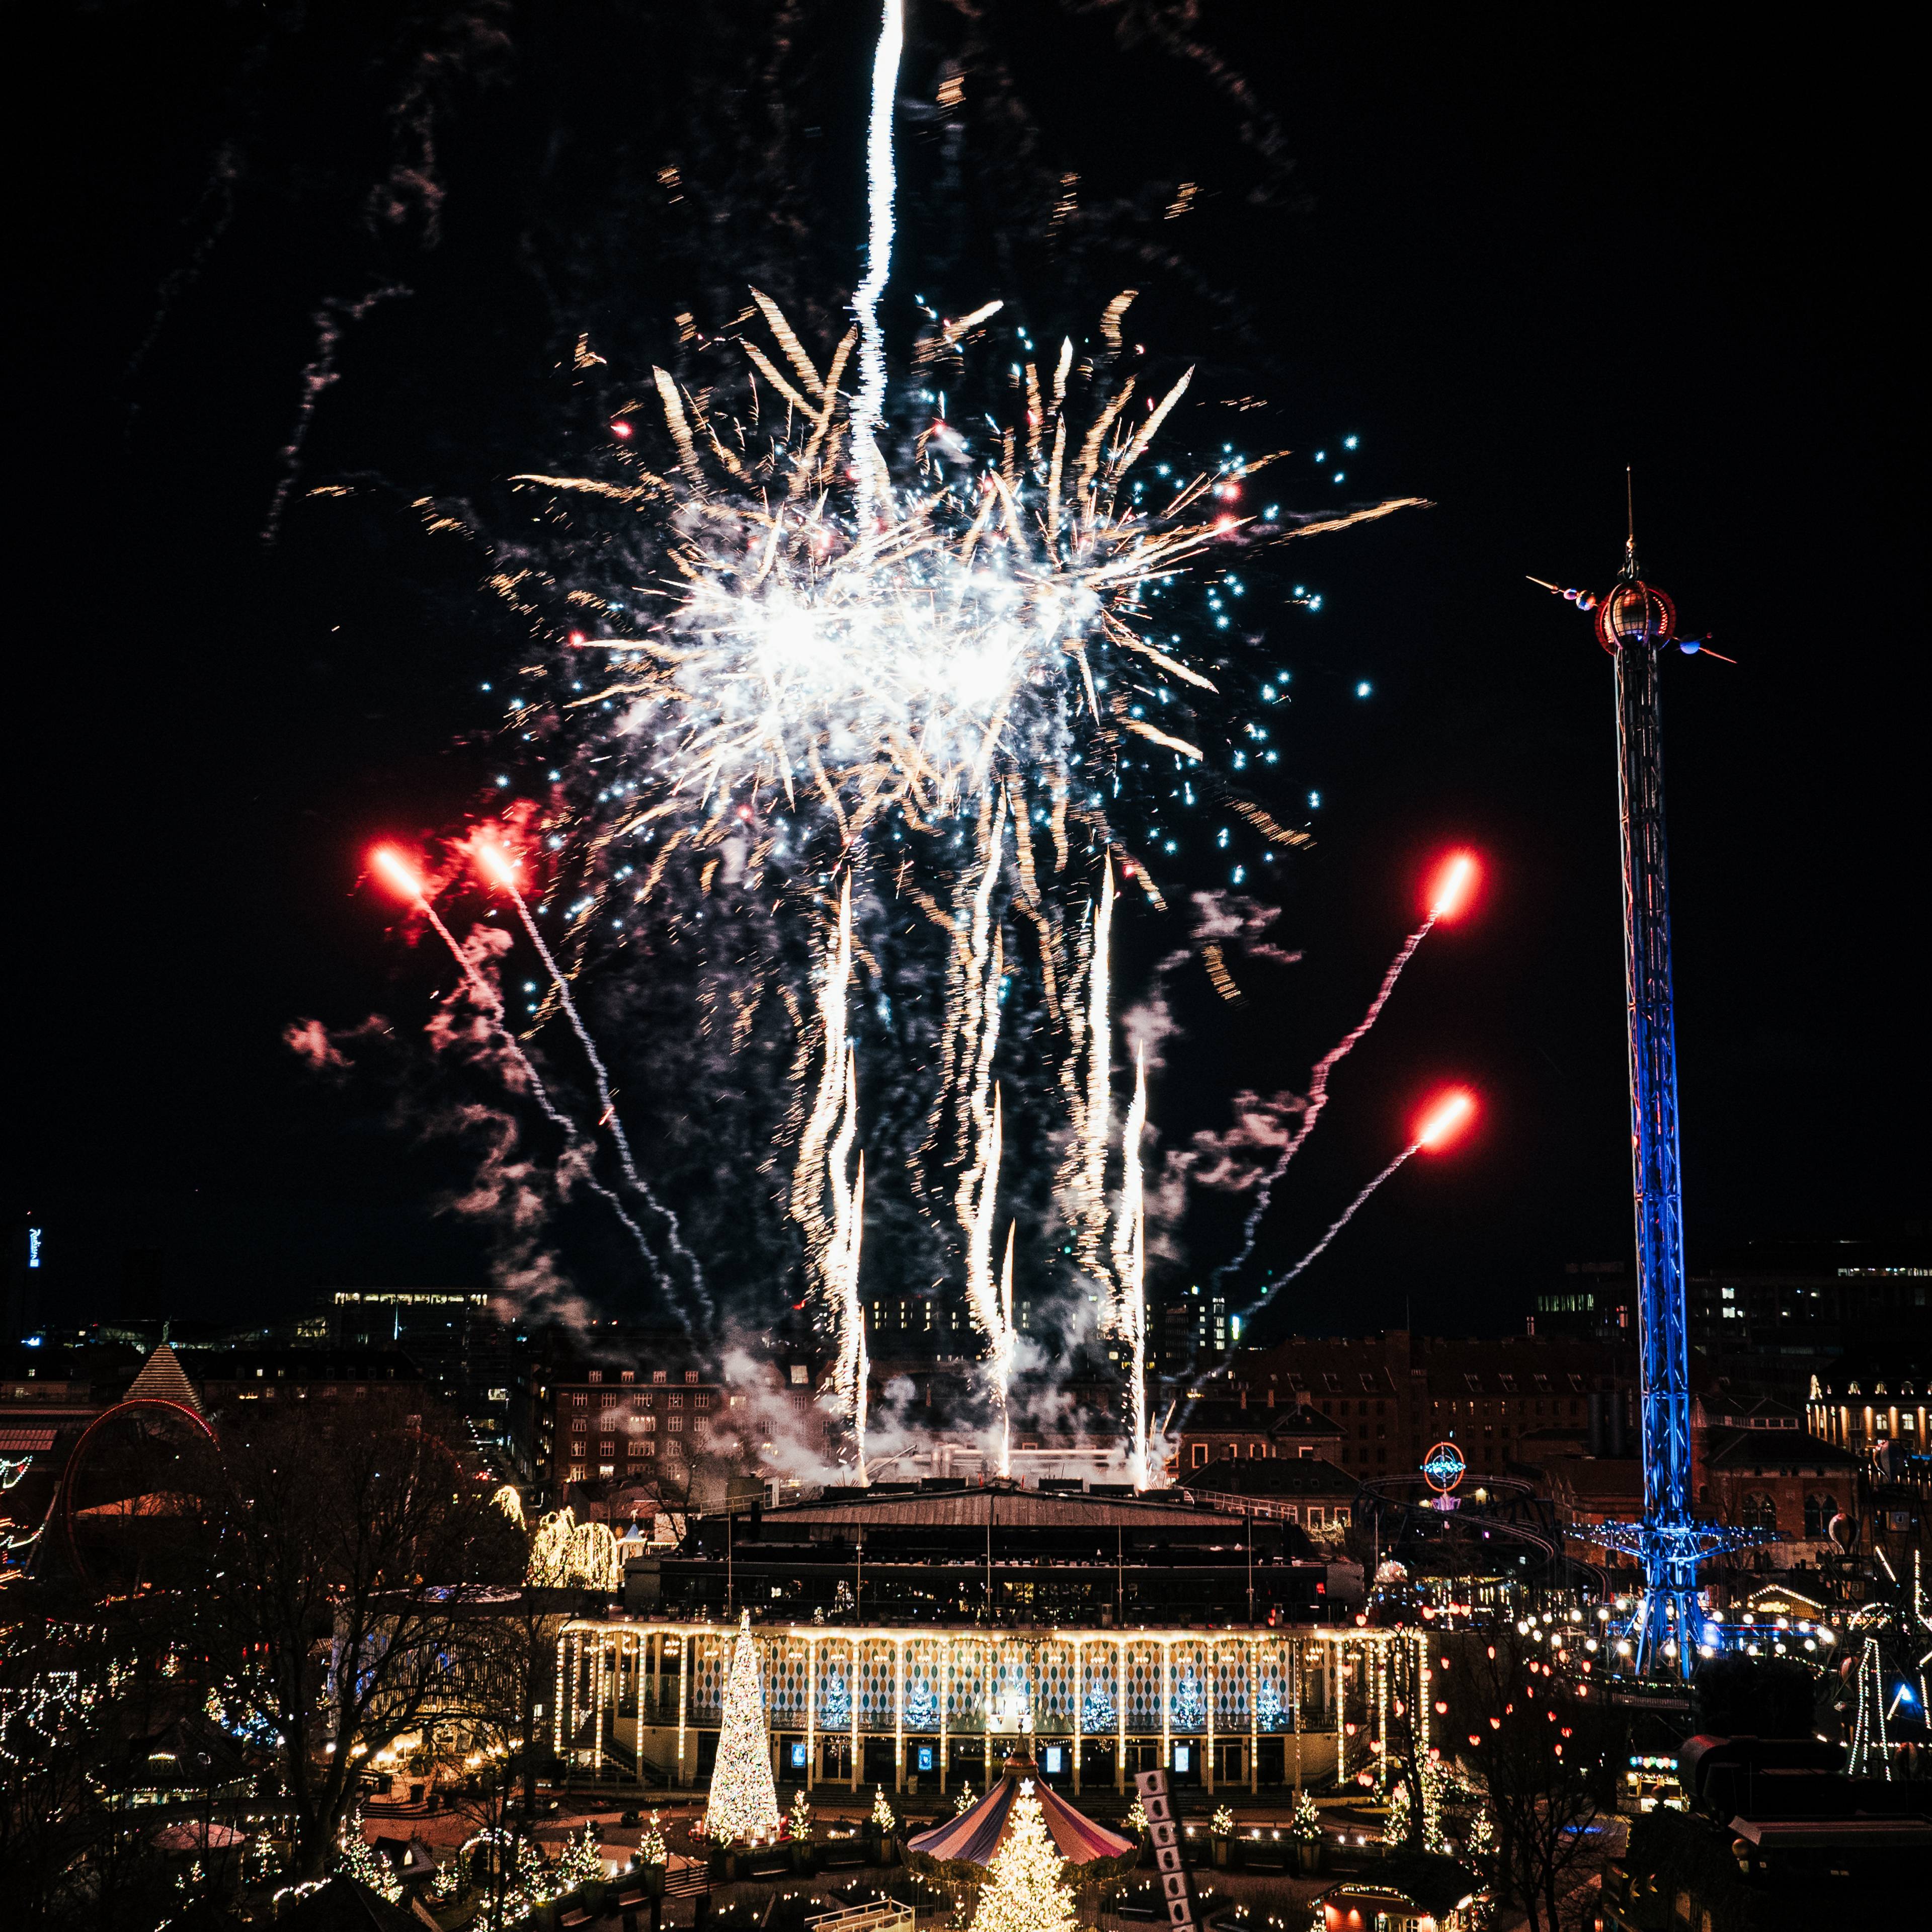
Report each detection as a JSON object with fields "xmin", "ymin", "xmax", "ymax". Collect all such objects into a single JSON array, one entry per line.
[
  {"xmin": 479, "ymin": 844, "xmax": 709, "ymax": 1320},
  {"xmin": 375, "ymin": 851, "xmax": 670, "ymax": 1291},
  {"xmin": 1240, "ymin": 1141, "xmax": 1422, "ymax": 1316},
  {"xmin": 851, "ymin": 0, "xmax": 903, "ymax": 526},
  {"xmin": 1215, "ymin": 909, "xmax": 1442, "ymax": 1292},
  {"xmin": 1112, "ymin": 1043, "xmax": 1150, "ymax": 1488}
]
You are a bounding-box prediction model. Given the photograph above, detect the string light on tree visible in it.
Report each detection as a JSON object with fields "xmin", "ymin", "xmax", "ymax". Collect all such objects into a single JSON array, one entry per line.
[
  {"xmin": 1172, "ymin": 1670, "xmax": 1205, "ymax": 1729},
  {"xmin": 821, "ymin": 1669, "xmax": 851, "ymax": 1731},
  {"xmin": 970, "ymin": 1782, "xmax": 1078, "ymax": 1932},
  {"xmin": 703, "ymin": 1611, "xmax": 781, "ymax": 1844},
  {"xmin": 336, "ymin": 1815, "xmax": 403, "ymax": 1904},
  {"xmin": 905, "ymin": 1673, "xmax": 937, "ymax": 1729},
  {"xmin": 555, "ymin": 1825, "xmax": 604, "ymax": 1893}
]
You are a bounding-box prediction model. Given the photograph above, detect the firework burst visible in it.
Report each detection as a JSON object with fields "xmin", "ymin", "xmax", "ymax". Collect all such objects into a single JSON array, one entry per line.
[{"xmin": 371, "ymin": 8, "xmax": 1424, "ymax": 1483}]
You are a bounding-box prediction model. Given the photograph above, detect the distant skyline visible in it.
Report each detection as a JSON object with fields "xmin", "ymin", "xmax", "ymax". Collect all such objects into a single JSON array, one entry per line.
[{"xmin": 12, "ymin": 10, "xmax": 1921, "ymax": 1344}]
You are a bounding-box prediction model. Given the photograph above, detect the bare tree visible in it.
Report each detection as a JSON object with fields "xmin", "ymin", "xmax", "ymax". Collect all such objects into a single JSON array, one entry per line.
[
  {"xmin": 188, "ymin": 1390, "xmax": 520, "ymax": 1879},
  {"xmin": 1438, "ymin": 1626, "xmax": 1625, "ymax": 1932}
]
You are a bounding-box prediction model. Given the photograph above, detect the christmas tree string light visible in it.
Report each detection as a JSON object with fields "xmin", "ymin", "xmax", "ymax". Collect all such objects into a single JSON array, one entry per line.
[
  {"xmin": 336, "ymin": 1814, "xmax": 403, "ymax": 1903},
  {"xmin": 704, "ymin": 1611, "xmax": 781, "ymax": 1844},
  {"xmin": 970, "ymin": 1783, "xmax": 1078, "ymax": 1932}
]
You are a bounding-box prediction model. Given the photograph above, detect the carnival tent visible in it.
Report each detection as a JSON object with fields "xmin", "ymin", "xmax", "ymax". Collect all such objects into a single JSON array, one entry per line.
[{"xmin": 906, "ymin": 1754, "xmax": 1136, "ymax": 1879}]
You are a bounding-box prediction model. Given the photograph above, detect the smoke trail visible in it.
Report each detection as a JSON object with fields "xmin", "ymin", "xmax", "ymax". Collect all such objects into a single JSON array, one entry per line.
[
  {"xmin": 481, "ymin": 847, "xmax": 710, "ymax": 1320},
  {"xmin": 261, "ymin": 283, "xmax": 411, "ymax": 544},
  {"xmin": 851, "ymin": 0, "xmax": 904, "ymax": 524},
  {"xmin": 1215, "ymin": 910, "xmax": 1440, "ymax": 1289}
]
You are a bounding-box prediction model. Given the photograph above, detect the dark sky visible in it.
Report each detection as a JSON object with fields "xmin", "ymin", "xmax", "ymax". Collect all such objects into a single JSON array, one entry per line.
[{"xmin": 12, "ymin": 4, "xmax": 1921, "ymax": 1340}]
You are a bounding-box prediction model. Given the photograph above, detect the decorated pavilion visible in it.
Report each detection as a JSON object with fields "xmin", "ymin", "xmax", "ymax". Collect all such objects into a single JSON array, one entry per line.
[{"xmin": 906, "ymin": 1753, "xmax": 1136, "ymax": 1884}]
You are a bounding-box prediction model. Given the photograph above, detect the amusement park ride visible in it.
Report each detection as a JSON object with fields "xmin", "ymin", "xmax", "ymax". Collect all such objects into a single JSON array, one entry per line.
[{"xmin": 1533, "ymin": 489, "xmax": 1768, "ymax": 1678}]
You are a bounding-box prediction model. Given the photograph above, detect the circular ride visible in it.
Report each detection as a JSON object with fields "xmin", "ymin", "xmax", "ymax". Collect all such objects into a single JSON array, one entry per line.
[{"xmin": 59, "ymin": 1398, "xmax": 217, "ymax": 1589}]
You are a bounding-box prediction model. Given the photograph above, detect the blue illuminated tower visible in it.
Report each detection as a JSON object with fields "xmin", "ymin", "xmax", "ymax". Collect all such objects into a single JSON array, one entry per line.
[{"xmin": 1540, "ymin": 524, "xmax": 1760, "ymax": 1677}]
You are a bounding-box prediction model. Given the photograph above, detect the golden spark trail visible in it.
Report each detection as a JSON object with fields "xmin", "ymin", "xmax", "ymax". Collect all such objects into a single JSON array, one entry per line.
[
  {"xmin": 1064, "ymin": 859, "xmax": 1115, "ymax": 1271},
  {"xmin": 851, "ymin": 0, "xmax": 904, "ymax": 524},
  {"xmin": 1113, "ymin": 1044, "xmax": 1151, "ymax": 1488},
  {"xmin": 998, "ymin": 1222, "xmax": 1017, "ymax": 1480}
]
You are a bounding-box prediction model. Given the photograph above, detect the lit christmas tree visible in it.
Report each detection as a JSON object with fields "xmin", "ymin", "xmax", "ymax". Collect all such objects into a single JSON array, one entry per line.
[
  {"xmin": 336, "ymin": 1815, "xmax": 403, "ymax": 1904},
  {"xmin": 970, "ymin": 1783, "xmax": 1077, "ymax": 1932},
  {"xmin": 1381, "ymin": 1781, "xmax": 1411, "ymax": 1847},
  {"xmin": 1171, "ymin": 1671, "xmax": 1204, "ymax": 1729},
  {"xmin": 555, "ymin": 1824, "xmax": 605, "ymax": 1893},
  {"xmin": 954, "ymin": 1780, "xmax": 977, "ymax": 1816},
  {"xmin": 1290, "ymin": 1789, "xmax": 1321, "ymax": 1843},
  {"xmin": 905, "ymin": 1673, "xmax": 937, "ymax": 1728},
  {"xmin": 821, "ymin": 1669, "xmax": 851, "ymax": 1730},
  {"xmin": 1256, "ymin": 1674, "xmax": 1282, "ymax": 1731},
  {"xmin": 1081, "ymin": 1683, "xmax": 1115, "ymax": 1732},
  {"xmin": 871, "ymin": 1788, "xmax": 898, "ymax": 1834},
  {"xmin": 704, "ymin": 1610, "xmax": 781, "ymax": 1844}
]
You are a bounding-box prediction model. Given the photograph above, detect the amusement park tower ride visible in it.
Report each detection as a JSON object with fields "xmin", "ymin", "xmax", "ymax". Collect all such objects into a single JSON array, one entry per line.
[{"xmin": 1537, "ymin": 508, "xmax": 1757, "ymax": 1678}]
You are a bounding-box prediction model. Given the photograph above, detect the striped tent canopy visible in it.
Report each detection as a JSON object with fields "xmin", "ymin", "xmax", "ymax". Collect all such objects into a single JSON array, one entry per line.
[{"xmin": 906, "ymin": 1755, "xmax": 1135, "ymax": 1873}]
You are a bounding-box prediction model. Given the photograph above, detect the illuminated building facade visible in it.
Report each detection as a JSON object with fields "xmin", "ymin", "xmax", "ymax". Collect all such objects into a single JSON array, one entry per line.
[{"xmin": 552, "ymin": 1612, "xmax": 1428, "ymax": 1801}]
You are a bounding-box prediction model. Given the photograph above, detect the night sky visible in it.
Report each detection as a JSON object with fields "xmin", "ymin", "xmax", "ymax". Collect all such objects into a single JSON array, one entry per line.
[{"xmin": 14, "ymin": 5, "xmax": 1920, "ymax": 1341}]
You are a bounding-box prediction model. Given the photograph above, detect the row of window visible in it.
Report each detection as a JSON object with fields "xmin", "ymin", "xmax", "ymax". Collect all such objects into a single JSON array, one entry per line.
[
  {"xmin": 584, "ymin": 1370, "xmax": 701, "ymax": 1385},
  {"xmin": 567, "ymin": 1390, "xmax": 708, "ymax": 1410},
  {"xmin": 570, "ymin": 1415, "xmax": 700, "ymax": 1434},
  {"xmin": 1737, "ymin": 1492, "xmax": 1841, "ymax": 1537}
]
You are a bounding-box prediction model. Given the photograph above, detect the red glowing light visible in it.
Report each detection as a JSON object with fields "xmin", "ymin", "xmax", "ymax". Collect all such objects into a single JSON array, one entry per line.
[
  {"xmin": 1415, "ymin": 1088, "xmax": 1477, "ymax": 1151},
  {"xmin": 1214, "ymin": 514, "xmax": 1238, "ymax": 534},
  {"xmin": 568, "ymin": 630, "xmax": 588, "ymax": 647},
  {"xmin": 611, "ymin": 420, "xmax": 633, "ymax": 439},
  {"xmin": 371, "ymin": 846, "xmax": 426, "ymax": 901},
  {"xmin": 1427, "ymin": 849, "xmax": 1481, "ymax": 920},
  {"xmin": 474, "ymin": 841, "xmax": 522, "ymax": 889}
]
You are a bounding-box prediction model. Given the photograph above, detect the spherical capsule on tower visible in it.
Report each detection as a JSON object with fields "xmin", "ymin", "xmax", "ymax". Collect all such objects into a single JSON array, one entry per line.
[{"xmin": 1595, "ymin": 577, "xmax": 1676, "ymax": 655}]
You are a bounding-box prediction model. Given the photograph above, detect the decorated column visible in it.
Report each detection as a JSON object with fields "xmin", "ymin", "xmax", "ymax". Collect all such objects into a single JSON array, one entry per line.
[{"xmin": 806, "ymin": 1634, "xmax": 818, "ymax": 1793}]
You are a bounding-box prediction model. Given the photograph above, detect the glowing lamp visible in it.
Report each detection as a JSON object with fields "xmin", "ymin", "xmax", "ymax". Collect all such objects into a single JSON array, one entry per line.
[
  {"xmin": 1415, "ymin": 1088, "xmax": 1477, "ymax": 1151},
  {"xmin": 1596, "ymin": 576, "xmax": 1676, "ymax": 655},
  {"xmin": 1427, "ymin": 850, "xmax": 1480, "ymax": 921},
  {"xmin": 371, "ymin": 846, "xmax": 426, "ymax": 901}
]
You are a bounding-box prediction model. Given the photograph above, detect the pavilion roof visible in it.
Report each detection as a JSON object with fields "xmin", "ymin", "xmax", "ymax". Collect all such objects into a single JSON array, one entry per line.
[{"xmin": 907, "ymin": 1756, "xmax": 1134, "ymax": 1869}]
